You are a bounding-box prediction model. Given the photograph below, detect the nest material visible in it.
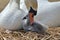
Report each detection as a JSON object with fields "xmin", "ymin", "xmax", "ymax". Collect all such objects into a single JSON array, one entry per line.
[{"xmin": 0, "ymin": 27, "xmax": 60, "ymax": 40}]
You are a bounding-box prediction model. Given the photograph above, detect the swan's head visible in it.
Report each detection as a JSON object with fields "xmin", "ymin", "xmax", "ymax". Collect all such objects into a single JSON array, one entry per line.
[
  {"xmin": 23, "ymin": 7, "xmax": 37, "ymax": 25},
  {"xmin": 24, "ymin": 0, "xmax": 38, "ymax": 11}
]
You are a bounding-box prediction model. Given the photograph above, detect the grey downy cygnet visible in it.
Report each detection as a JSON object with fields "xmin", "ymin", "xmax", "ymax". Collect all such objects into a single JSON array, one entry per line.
[{"xmin": 22, "ymin": 7, "xmax": 48, "ymax": 33}]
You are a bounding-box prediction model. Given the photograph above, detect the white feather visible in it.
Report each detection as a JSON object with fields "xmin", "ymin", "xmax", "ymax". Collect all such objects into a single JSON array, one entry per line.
[{"xmin": 0, "ymin": 0, "xmax": 26, "ymax": 30}]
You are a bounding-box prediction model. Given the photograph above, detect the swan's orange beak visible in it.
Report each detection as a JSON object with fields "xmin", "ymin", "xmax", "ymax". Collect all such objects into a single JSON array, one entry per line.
[
  {"xmin": 29, "ymin": 12, "xmax": 34, "ymax": 25},
  {"xmin": 28, "ymin": 7, "xmax": 37, "ymax": 25}
]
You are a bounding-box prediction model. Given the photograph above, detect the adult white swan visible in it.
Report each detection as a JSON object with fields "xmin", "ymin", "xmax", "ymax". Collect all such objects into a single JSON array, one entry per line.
[
  {"xmin": 0, "ymin": 0, "xmax": 26, "ymax": 30},
  {"xmin": 20, "ymin": 0, "xmax": 60, "ymax": 27}
]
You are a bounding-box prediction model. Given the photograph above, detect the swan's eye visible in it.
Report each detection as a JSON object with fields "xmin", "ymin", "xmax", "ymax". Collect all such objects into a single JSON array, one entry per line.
[
  {"xmin": 23, "ymin": 17, "xmax": 26, "ymax": 20},
  {"xmin": 23, "ymin": 14, "xmax": 29, "ymax": 20}
]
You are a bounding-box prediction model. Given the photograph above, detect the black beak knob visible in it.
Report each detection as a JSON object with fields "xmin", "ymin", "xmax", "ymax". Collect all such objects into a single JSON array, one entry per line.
[{"xmin": 29, "ymin": 7, "xmax": 37, "ymax": 16}]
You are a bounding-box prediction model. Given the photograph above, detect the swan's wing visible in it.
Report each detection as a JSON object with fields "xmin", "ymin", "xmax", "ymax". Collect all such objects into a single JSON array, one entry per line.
[
  {"xmin": 35, "ymin": 2, "xmax": 60, "ymax": 26},
  {"xmin": 20, "ymin": 0, "xmax": 28, "ymax": 13},
  {"xmin": 36, "ymin": 2, "xmax": 60, "ymax": 19}
]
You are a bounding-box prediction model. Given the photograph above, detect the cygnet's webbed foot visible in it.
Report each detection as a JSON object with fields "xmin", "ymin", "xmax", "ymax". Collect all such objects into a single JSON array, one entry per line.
[{"xmin": 23, "ymin": 22, "xmax": 47, "ymax": 33}]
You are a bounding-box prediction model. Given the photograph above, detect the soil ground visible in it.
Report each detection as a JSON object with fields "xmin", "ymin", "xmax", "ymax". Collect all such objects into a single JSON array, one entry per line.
[{"xmin": 0, "ymin": 27, "xmax": 60, "ymax": 40}]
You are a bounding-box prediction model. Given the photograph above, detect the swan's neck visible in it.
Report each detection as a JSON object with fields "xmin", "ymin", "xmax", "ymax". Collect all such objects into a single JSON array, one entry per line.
[
  {"xmin": 37, "ymin": 0, "xmax": 48, "ymax": 2},
  {"xmin": 10, "ymin": 0, "xmax": 20, "ymax": 9},
  {"xmin": 40, "ymin": 0, "xmax": 48, "ymax": 1},
  {"xmin": 12, "ymin": 0, "xmax": 20, "ymax": 3}
]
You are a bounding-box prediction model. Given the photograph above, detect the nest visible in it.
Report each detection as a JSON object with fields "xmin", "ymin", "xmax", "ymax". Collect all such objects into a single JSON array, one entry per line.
[{"xmin": 0, "ymin": 27, "xmax": 60, "ymax": 40}]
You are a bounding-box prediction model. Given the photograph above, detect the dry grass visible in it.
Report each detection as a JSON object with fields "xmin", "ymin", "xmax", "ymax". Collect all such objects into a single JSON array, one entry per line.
[{"xmin": 0, "ymin": 27, "xmax": 60, "ymax": 40}]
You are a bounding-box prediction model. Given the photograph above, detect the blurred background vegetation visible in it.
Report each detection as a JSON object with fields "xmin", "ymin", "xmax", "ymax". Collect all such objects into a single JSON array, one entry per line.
[
  {"xmin": 0, "ymin": 0, "xmax": 60, "ymax": 12},
  {"xmin": 0, "ymin": 0, "xmax": 9, "ymax": 12}
]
